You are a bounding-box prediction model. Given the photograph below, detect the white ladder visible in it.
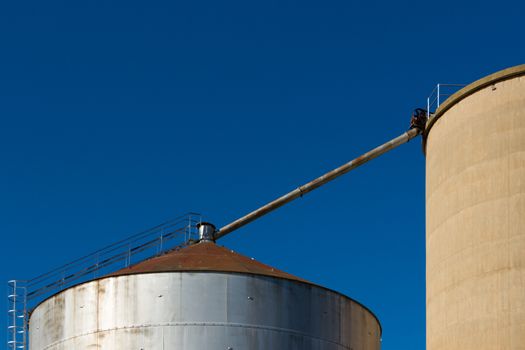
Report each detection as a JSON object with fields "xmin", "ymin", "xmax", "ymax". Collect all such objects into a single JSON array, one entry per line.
[{"xmin": 7, "ymin": 280, "xmax": 27, "ymax": 350}]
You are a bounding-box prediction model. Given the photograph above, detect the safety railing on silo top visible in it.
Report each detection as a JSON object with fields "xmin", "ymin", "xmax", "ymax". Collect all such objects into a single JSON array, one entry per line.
[
  {"xmin": 7, "ymin": 212, "xmax": 202, "ymax": 350},
  {"xmin": 426, "ymin": 83, "xmax": 466, "ymax": 117}
]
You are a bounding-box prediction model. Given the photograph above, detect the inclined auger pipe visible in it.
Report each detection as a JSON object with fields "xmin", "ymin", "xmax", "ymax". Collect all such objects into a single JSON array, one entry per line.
[{"xmin": 214, "ymin": 127, "xmax": 422, "ymax": 240}]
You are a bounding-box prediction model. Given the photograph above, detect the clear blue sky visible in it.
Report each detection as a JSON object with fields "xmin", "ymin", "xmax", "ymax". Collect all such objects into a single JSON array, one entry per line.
[{"xmin": 1, "ymin": 0, "xmax": 523, "ymax": 348}]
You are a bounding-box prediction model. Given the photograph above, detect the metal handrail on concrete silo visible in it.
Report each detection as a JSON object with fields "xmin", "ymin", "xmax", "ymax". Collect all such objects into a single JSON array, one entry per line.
[{"xmin": 426, "ymin": 83, "xmax": 466, "ymax": 117}]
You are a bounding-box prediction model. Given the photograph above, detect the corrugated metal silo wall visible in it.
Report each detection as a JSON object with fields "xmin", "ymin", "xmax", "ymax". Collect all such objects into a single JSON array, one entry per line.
[{"xmin": 29, "ymin": 272, "xmax": 381, "ymax": 349}]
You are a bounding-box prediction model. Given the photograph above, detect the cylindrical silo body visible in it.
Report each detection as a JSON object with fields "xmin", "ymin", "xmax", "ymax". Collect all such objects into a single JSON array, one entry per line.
[
  {"xmin": 29, "ymin": 242, "xmax": 381, "ymax": 349},
  {"xmin": 425, "ymin": 65, "xmax": 525, "ymax": 350}
]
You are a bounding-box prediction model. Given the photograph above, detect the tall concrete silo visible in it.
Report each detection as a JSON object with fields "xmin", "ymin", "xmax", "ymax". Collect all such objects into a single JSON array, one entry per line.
[
  {"xmin": 28, "ymin": 223, "xmax": 381, "ymax": 350},
  {"xmin": 425, "ymin": 65, "xmax": 525, "ymax": 350}
]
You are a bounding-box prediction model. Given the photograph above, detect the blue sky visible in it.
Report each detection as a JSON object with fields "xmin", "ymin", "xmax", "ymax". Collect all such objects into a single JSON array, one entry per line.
[{"xmin": 1, "ymin": 0, "xmax": 523, "ymax": 348}]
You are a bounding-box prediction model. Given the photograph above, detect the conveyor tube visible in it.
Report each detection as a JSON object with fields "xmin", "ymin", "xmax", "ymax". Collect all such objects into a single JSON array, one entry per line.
[{"xmin": 215, "ymin": 127, "xmax": 422, "ymax": 240}]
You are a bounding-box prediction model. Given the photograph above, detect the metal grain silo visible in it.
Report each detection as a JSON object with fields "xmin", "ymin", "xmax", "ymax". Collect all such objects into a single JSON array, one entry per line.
[
  {"xmin": 28, "ymin": 223, "xmax": 381, "ymax": 350},
  {"xmin": 425, "ymin": 65, "xmax": 525, "ymax": 350}
]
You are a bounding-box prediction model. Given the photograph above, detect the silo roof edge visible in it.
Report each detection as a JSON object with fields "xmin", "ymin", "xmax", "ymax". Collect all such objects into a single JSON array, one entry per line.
[{"xmin": 422, "ymin": 64, "xmax": 525, "ymax": 154}]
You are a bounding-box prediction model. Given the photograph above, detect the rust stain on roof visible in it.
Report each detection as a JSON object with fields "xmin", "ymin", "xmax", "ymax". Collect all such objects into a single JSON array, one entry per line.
[{"xmin": 109, "ymin": 241, "xmax": 309, "ymax": 283}]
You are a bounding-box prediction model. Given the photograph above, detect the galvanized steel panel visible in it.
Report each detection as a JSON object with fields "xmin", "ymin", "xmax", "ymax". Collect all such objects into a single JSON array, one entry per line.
[{"xmin": 30, "ymin": 272, "xmax": 380, "ymax": 350}]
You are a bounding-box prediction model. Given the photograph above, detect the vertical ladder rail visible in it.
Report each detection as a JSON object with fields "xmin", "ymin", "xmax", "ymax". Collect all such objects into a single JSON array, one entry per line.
[{"xmin": 7, "ymin": 280, "xmax": 27, "ymax": 350}]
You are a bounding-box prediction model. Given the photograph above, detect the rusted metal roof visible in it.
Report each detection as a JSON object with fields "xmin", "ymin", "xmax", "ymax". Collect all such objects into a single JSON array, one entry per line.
[{"xmin": 109, "ymin": 241, "xmax": 309, "ymax": 283}]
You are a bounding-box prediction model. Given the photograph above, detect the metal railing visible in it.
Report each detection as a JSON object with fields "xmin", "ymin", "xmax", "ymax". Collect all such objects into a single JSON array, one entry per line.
[
  {"xmin": 7, "ymin": 212, "xmax": 202, "ymax": 350},
  {"xmin": 426, "ymin": 83, "xmax": 466, "ymax": 117}
]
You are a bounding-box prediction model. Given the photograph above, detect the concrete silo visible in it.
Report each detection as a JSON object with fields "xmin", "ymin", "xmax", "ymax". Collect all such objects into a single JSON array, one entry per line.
[
  {"xmin": 425, "ymin": 65, "xmax": 525, "ymax": 350},
  {"xmin": 28, "ymin": 223, "xmax": 381, "ymax": 350}
]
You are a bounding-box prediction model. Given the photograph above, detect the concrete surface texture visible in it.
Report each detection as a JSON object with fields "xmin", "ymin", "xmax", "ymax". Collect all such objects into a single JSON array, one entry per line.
[
  {"xmin": 29, "ymin": 244, "xmax": 381, "ymax": 350},
  {"xmin": 426, "ymin": 65, "xmax": 525, "ymax": 350}
]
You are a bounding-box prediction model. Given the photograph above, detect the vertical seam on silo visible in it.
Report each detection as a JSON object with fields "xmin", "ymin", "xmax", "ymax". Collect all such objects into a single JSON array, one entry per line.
[
  {"xmin": 226, "ymin": 274, "xmax": 229, "ymax": 324},
  {"xmin": 178, "ymin": 273, "xmax": 182, "ymax": 347},
  {"xmin": 96, "ymin": 280, "xmax": 100, "ymax": 348}
]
